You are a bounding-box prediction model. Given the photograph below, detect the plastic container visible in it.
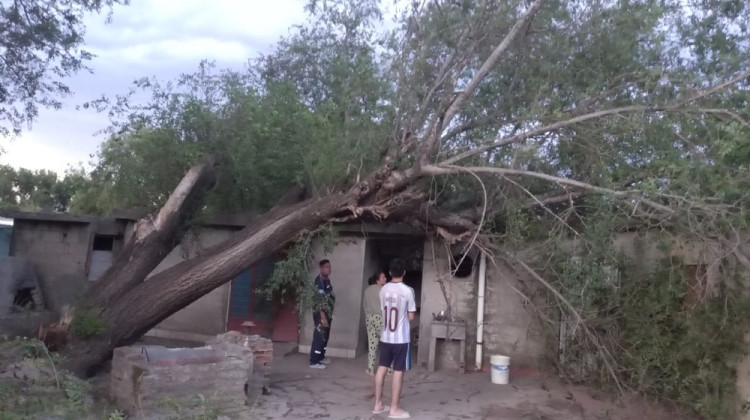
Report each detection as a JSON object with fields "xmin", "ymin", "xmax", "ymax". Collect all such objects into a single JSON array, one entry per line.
[{"xmin": 490, "ymin": 355, "xmax": 510, "ymax": 384}]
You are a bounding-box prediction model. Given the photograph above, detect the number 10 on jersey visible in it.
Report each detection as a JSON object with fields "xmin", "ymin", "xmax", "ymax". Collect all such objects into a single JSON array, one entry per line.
[{"xmin": 383, "ymin": 306, "xmax": 399, "ymax": 332}]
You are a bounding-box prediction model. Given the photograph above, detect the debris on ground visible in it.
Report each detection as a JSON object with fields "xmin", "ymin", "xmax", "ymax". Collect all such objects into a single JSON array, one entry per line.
[{"xmin": 0, "ymin": 337, "xmax": 123, "ymax": 420}]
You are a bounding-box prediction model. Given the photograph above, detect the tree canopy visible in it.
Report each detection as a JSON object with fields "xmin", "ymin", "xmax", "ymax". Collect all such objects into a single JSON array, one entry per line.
[
  {"xmin": 0, "ymin": 164, "xmax": 85, "ymax": 212},
  {"xmin": 0, "ymin": 0, "xmax": 128, "ymax": 136},
  {"xmin": 73, "ymin": 0, "xmax": 749, "ymax": 242}
]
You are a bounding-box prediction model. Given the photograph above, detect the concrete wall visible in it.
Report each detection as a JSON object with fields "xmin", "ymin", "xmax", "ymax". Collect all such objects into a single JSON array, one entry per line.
[
  {"xmin": 299, "ymin": 236, "xmax": 367, "ymax": 358},
  {"xmin": 359, "ymin": 238, "xmax": 381, "ymax": 356},
  {"xmin": 417, "ymin": 238, "xmax": 549, "ymax": 371},
  {"xmin": 482, "ymin": 260, "xmax": 547, "ymax": 369},
  {"xmin": 9, "ymin": 220, "xmax": 92, "ymax": 313},
  {"xmin": 418, "ymin": 240, "xmax": 478, "ymax": 369},
  {"xmin": 0, "ymin": 225, "xmax": 11, "ymax": 258},
  {"xmin": 141, "ymin": 227, "xmax": 235, "ymax": 341}
]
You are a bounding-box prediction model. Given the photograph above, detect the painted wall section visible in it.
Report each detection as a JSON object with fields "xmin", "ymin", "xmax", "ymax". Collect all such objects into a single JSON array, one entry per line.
[
  {"xmin": 141, "ymin": 227, "xmax": 235, "ymax": 341},
  {"xmin": 299, "ymin": 236, "xmax": 367, "ymax": 358}
]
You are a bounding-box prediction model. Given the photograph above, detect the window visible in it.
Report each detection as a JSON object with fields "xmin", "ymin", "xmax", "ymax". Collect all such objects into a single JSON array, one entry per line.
[
  {"xmin": 89, "ymin": 234, "xmax": 115, "ymax": 281},
  {"xmin": 451, "ymin": 254, "xmax": 474, "ymax": 278},
  {"xmin": 92, "ymin": 235, "xmax": 114, "ymax": 251}
]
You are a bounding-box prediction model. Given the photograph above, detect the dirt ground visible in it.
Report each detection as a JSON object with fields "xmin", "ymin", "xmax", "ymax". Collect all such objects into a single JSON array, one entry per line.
[
  {"xmin": 245, "ymin": 346, "xmax": 695, "ymax": 420},
  {"xmin": 0, "ymin": 336, "xmax": 696, "ymax": 419}
]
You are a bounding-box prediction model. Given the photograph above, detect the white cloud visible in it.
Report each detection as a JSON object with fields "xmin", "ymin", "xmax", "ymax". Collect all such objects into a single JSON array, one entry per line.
[
  {"xmin": 0, "ymin": 132, "xmax": 88, "ymax": 174},
  {"xmin": 1, "ymin": 0, "xmax": 308, "ymax": 174},
  {"xmin": 84, "ymin": 0, "xmax": 305, "ymax": 66}
]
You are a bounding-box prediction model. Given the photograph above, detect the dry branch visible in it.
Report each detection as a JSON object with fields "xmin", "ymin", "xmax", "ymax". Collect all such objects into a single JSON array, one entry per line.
[{"xmin": 422, "ymin": 164, "xmax": 676, "ymax": 215}]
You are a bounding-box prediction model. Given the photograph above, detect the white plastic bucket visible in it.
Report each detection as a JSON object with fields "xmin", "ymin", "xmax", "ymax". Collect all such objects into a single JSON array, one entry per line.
[{"xmin": 490, "ymin": 355, "xmax": 510, "ymax": 384}]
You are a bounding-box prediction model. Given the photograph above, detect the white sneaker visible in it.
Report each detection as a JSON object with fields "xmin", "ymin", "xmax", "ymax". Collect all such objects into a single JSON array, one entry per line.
[
  {"xmin": 309, "ymin": 363, "xmax": 327, "ymax": 369},
  {"xmin": 321, "ymin": 357, "xmax": 332, "ymax": 364}
]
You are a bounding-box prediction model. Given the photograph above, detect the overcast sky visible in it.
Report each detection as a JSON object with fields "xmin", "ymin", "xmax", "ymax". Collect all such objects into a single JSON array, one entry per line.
[{"xmin": 0, "ymin": 0, "xmax": 308, "ymax": 174}]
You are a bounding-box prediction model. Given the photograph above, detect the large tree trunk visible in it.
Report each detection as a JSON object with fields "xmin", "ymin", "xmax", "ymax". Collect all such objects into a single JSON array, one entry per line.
[
  {"xmin": 87, "ymin": 157, "xmax": 217, "ymax": 308},
  {"xmin": 64, "ymin": 180, "xmax": 389, "ymax": 376},
  {"xmin": 63, "ymin": 156, "xmax": 481, "ymax": 376}
]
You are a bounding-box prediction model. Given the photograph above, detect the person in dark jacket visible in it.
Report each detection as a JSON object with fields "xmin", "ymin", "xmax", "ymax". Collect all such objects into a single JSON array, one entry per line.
[{"xmin": 309, "ymin": 259, "xmax": 335, "ymax": 369}]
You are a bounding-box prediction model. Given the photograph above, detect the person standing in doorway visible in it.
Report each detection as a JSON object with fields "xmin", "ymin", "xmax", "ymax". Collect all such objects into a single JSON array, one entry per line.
[
  {"xmin": 364, "ymin": 271, "xmax": 387, "ymax": 375},
  {"xmin": 373, "ymin": 258, "xmax": 416, "ymax": 419},
  {"xmin": 310, "ymin": 259, "xmax": 335, "ymax": 369}
]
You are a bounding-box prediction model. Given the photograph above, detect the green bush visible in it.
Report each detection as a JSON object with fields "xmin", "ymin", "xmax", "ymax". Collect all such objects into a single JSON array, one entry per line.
[
  {"xmin": 619, "ymin": 261, "xmax": 750, "ymax": 419},
  {"xmin": 70, "ymin": 305, "xmax": 107, "ymax": 339},
  {"xmin": 547, "ymin": 245, "xmax": 750, "ymax": 419}
]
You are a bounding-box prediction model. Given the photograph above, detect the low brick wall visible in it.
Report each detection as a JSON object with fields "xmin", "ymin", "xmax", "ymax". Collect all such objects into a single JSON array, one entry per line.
[
  {"xmin": 110, "ymin": 333, "xmax": 273, "ymax": 418},
  {"xmin": 208, "ymin": 331, "xmax": 273, "ymax": 377}
]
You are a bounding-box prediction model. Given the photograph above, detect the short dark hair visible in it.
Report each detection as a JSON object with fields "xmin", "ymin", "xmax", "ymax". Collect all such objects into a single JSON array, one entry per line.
[
  {"xmin": 368, "ymin": 272, "xmax": 379, "ymax": 285},
  {"xmin": 369, "ymin": 271, "xmax": 386, "ymax": 285},
  {"xmin": 389, "ymin": 258, "xmax": 406, "ymax": 278},
  {"xmin": 319, "ymin": 259, "xmax": 330, "ymax": 267}
]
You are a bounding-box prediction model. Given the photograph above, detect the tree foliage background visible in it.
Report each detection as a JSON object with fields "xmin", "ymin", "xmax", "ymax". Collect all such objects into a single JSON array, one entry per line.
[{"xmin": 0, "ymin": 0, "xmax": 129, "ymax": 137}]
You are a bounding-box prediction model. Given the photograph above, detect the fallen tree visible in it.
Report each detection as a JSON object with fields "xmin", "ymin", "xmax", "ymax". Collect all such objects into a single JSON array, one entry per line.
[{"xmin": 59, "ymin": 0, "xmax": 750, "ymax": 380}]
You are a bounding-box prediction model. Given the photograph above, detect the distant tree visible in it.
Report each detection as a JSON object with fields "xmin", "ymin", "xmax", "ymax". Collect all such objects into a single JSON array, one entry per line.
[
  {"xmin": 0, "ymin": 165, "xmax": 84, "ymax": 211},
  {"xmin": 0, "ymin": 0, "xmax": 129, "ymax": 136}
]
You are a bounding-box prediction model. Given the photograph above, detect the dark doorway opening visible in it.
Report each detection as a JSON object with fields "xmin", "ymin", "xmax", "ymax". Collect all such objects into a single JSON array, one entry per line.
[{"xmin": 365, "ymin": 236, "xmax": 424, "ymax": 359}]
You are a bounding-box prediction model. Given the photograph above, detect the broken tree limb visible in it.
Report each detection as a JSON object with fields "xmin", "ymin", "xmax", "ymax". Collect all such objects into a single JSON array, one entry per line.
[
  {"xmin": 510, "ymin": 255, "xmax": 625, "ymax": 396},
  {"xmin": 421, "ymin": 164, "xmax": 677, "ymax": 216},
  {"xmin": 87, "ymin": 156, "xmax": 217, "ymax": 308},
  {"xmin": 65, "ymin": 193, "xmax": 358, "ymax": 376}
]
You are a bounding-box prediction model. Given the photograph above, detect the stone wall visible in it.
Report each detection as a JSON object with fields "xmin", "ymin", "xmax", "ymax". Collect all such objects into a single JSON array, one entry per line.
[{"xmin": 110, "ymin": 332, "xmax": 273, "ymax": 418}]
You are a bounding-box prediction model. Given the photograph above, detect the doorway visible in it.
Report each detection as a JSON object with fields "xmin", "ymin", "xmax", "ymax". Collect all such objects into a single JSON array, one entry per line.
[{"xmin": 364, "ymin": 236, "xmax": 424, "ymax": 360}]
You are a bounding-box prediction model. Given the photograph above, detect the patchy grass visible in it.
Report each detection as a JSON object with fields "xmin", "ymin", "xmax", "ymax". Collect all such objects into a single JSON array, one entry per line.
[
  {"xmin": 0, "ymin": 337, "xmax": 122, "ymax": 420},
  {"xmin": 156, "ymin": 393, "xmax": 230, "ymax": 420},
  {"xmin": 70, "ymin": 304, "xmax": 107, "ymax": 339},
  {"xmin": 0, "ymin": 337, "xmax": 234, "ymax": 420}
]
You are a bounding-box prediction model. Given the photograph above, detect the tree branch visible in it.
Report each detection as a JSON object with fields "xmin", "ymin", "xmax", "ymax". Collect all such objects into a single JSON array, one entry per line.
[
  {"xmin": 509, "ymin": 255, "xmax": 625, "ymax": 395},
  {"xmin": 441, "ymin": 69, "xmax": 750, "ymax": 165},
  {"xmin": 421, "ymin": 164, "xmax": 676, "ymax": 215},
  {"xmin": 418, "ymin": 0, "xmax": 547, "ymax": 164}
]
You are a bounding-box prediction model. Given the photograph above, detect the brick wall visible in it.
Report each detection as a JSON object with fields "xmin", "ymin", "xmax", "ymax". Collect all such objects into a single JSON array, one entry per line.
[{"xmin": 110, "ymin": 332, "xmax": 273, "ymax": 418}]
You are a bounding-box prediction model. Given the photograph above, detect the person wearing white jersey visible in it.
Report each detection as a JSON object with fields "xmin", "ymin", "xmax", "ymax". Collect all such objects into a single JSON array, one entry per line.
[{"xmin": 372, "ymin": 258, "xmax": 416, "ymax": 419}]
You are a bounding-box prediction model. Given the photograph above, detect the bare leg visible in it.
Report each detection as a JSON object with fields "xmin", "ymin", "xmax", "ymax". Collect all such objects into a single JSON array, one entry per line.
[
  {"xmin": 389, "ymin": 370, "xmax": 405, "ymax": 416},
  {"xmin": 374, "ymin": 365, "xmax": 388, "ymax": 412}
]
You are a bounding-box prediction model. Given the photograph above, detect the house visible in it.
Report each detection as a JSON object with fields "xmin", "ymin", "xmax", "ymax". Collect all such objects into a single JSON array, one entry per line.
[
  {"xmin": 0, "ymin": 210, "xmax": 298, "ymax": 343},
  {"xmin": 5, "ymin": 208, "xmax": 750, "ymax": 409},
  {"xmin": 296, "ymin": 226, "xmax": 546, "ymax": 370}
]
